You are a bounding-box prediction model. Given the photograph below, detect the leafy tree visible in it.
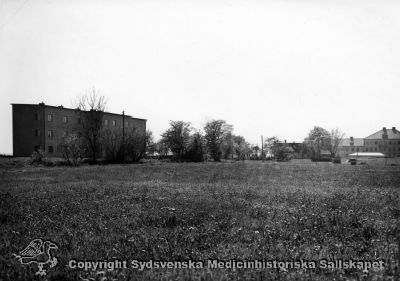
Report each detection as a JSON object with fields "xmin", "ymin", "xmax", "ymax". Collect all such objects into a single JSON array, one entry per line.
[
  {"xmin": 252, "ymin": 145, "xmax": 260, "ymax": 154},
  {"xmin": 264, "ymin": 136, "xmax": 292, "ymax": 161},
  {"xmin": 204, "ymin": 120, "xmax": 233, "ymax": 161},
  {"xmin": 304, "ymin": 126, "xmax": 331, "ymax": 158},
  {"xmin": 265, "ymin": 136, "xmax": 280, "ymax": 158},
  {"xmin": 155, "ymin": 139, "xmax": 170, "ymax": 157},
  {"xmin": 161, "ymin": 121, "xmax": 192, "ymax": 160},
  {"xmin": 304, "ymin": 126, "xmax": 345, "ymax": 158},
  {"xmin": 184, "ymin": 131, "xmax": 205, "ymax": 162},
  {"xmin": 274, "ymin": 145, "xmax": 292, "ymax": 161},
  {"xmin": 249, "ymin": 145, "xmax": 261, "ymax": 160},
  {"xmin": 220, "ymin": 131, "xmax": 233, "ymax": 160},
  {"xmin": 232, "ymin": 135, "xmax": 251, "ymax": 160}
]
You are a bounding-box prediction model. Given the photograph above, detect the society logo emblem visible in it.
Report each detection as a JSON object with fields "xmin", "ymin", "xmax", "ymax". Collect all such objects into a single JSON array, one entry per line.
[{"xmin": 13, "ymin": 239, "xmax": 58, "ymax": 276}]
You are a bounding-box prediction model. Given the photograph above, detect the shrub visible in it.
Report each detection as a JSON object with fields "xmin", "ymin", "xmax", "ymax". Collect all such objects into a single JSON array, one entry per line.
[
  {"xmin": 58, "ymin": 134, "xmax": 85, "ymax": 166},
  {"xmin": 29, "ymin": 149, "xmax": 45, "ymax": 165},
  {"xmin": 125, "ymin": 129, "xmax": 150, "ymax": 163},
  {"xmin": 102, "ymin": 128, "xmax": 151, "ymax": 163},
  {"xmin": 102, "ymin": 129, "xmax": 124, "ymax": 163}
]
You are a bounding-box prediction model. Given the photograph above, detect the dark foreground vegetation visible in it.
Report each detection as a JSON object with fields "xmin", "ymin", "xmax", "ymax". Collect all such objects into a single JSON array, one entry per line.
[{"xmin": 0, "ymin": 160, "xmax": 399, "ymax": 280}]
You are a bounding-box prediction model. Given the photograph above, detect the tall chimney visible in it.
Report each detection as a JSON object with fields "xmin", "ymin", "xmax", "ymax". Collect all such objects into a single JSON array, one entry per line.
[
  {"xmin": 392, "ymin": 127, "xmax": 397, "ymax": 133},
  {"xmin": 382, "ymin": 127, "xmax": 388, "ymax": 139}
]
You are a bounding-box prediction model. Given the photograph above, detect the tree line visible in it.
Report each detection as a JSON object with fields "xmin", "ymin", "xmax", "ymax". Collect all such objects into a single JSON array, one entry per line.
[
  {"xmin": 55, "ymin": 91, "xmax": 345, "ymax": 165},
  {"xmin": 153, "ymin": 120, "xmax": 253, "ymax": 162},
  {"xmin": 152, "ymin": 123, "xmax": 344, "ymax": 162}
]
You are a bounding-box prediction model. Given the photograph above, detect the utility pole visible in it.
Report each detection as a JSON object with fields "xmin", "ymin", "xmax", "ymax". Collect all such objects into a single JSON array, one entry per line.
[
  {"xmin": 261, "ymin": 135, "xmax": 264, "ymax": 162},
  {"xmin": 122, "ymin": 111, "xmax": 125, "ymax": 162},
  {"xmin": 42, "ymin": 102, "xmax": 46, "ymax": 154}
]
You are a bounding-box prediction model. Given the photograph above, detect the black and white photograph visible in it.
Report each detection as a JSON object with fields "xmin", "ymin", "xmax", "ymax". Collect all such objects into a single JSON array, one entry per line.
[{"xmin": 1, "ymin": 0, "xmax": 399, "ymax": 280}]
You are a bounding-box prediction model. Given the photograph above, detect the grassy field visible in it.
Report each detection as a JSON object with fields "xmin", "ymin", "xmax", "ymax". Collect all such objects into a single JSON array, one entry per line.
[{"xmin": 1, "ymin": 159, "xmax": 399, "ymax": 280}]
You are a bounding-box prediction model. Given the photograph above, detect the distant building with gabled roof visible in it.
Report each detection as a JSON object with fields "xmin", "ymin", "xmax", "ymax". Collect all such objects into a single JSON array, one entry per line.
[
  {"xmin": 364, "ymin": 127, "xmax": 400, "ymax": 158},
  {"xmin": 338, "ymin": 136, "xmax": 365, "ymax": 157},
  {"xmin": 338, "ymin": 127, "xmax": 400, "ymax": 158}
]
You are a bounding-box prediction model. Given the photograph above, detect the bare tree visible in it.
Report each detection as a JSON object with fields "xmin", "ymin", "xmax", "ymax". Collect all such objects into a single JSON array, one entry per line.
[
  {"xmin": 330, "ymin": 128, "xmax": 345, "ymax": 157},
  {"xmin": 75, "ymin": 88, "xmax": 107, "ymax": 163}
]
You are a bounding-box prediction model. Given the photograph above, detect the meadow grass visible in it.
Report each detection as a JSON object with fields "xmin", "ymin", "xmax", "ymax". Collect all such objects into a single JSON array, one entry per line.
[{"xmin": 0, "ymin": 160, "xmax": 399, "ymax": 280}]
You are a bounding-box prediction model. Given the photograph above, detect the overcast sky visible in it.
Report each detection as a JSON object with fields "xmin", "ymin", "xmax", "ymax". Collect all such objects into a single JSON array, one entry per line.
[{"xmin": 1, "ymin": 0, "xmax": 399, "ymax": 154}]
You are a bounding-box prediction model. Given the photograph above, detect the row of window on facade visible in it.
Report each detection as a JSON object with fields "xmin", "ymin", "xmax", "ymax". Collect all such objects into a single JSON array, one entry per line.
[
  {"xmin": 35, "ymin": 113, "xmax": 132, "ymax": 127},
  {"xmin": 365, "ymin": 147, "xmax": 400, "ymax": 152},
  {"xmin": 341, "ymin": 146, "xmax": 400, "ymax": 152},
  {"xmin": 35, "ymin": 113, "xmax": 76, "ymax": 123},
  {"xmin": 364, "ymin": 140, "xmax": 400, "ymax": 145},
  {"xmin": 104, "ymin": 119, "xmax": 131, "ymax": 127},
  {"xmin": 34, "ymin": 129, "xmax": 81, "ymax": 138}
]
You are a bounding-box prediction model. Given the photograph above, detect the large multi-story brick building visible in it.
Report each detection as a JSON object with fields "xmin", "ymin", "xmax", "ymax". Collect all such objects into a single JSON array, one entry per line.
[
  {"xmin": 12, "ymin": 103, "xmax": 146, "ymax": 157},
  {"xmin": 364, "ymin": 127, "xmax": 400, "ymax": 158},
  {"xmin": 338, "ymin": 127, "xmax": 400, "ymax": 158},
  {"xmin": 337, "ymin": 137, "xmax": 365, "ymax": 157}
]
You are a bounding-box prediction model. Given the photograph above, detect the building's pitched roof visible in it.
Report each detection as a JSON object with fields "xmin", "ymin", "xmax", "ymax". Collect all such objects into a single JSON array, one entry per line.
[
  {"xmin": 365, "ymin": 127, "xmax": 400, "ymax": 140},
  {"xmin": 340, "ymin": 138, "xmax": 364, "ymax": 146}
]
